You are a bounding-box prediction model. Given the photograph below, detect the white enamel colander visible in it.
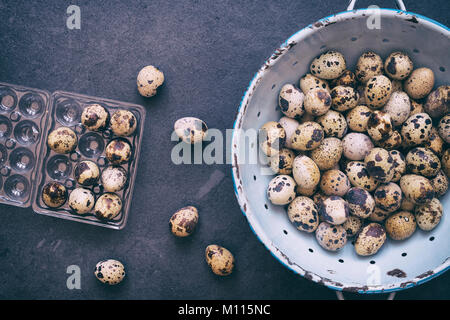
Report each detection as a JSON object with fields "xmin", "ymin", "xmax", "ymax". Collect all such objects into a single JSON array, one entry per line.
[{"xmin": 231, "ymin": 0, "xmax": 449, "ymax": 294}]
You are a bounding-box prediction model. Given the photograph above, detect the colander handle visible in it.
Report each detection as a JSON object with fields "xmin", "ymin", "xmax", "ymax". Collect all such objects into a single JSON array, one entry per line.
[{"xmin": 347, "ymin": 0, "xmax": 406, "ymax": 11}]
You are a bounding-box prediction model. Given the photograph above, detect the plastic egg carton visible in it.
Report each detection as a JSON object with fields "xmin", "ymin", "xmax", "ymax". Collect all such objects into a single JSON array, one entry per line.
[{"xmin": 0, "ymin": 83, "xmax": 146, "ymax": 230}]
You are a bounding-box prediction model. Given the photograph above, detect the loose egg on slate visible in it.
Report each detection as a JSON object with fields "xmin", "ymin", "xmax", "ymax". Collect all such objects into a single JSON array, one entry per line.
[
  {"xmin": 42, "ymin": 181, "xmax": 67, "ymax": 208},
  {"xmin": 382, "ymin": 91, "xmax": 411, "ymax": 126},
  {"xmin": 174, "ymin": 117, "xmax": 208, "ymax": 145},
  {"xmin": 74, "ymin": 160, "xmax": 100, "ymax": 186},
  {"xmin": 267, "ymin": 175, "xmax": 296, "ymax": 205},
  {"xmin": 342, "ymin": 133, "xmax": 374, "ymax": 161},
  {"xmin": 269, "ymin": 148, "xmax": 295, "ymax": 175},
  {"xmin": 304, "ymin": 87, "xmax": 332, "ymax": 116},
  {"xmin": 405, "ymin": 147, "xmax": 441, "ymax": 177},
  {"xmin": 94, "ymin": 193, "xmax": 122, "ymax": 220},
  {"xmin": 205, "ymin": 245, "xmax": 235, "ymax": 276},
  {"xmin": 287, "ymin": 196, "xmax": 319, "ymax": 233},
  {"xmin": 94, "ymin": 259, "xmax": 126, "ymax": 285},
  {"xmin": 330, "ymin": 86, "xmax": 359, "ymax": 112},
  {"xmin": 137, "ymin": 65, "xmax": 165, "ymax": 97},
  {"xmin": 299, "ymin": 73, "xmax": 330, "ymax": 94},
  {"xmin": 401, "ymin": 112, "xmax": 433, "ymax": 146},
  {"xmin": 47, "ymin": 127, "xmax": 78, "ymax": 154},
  {"xmin": 385, "ymin": 211, "xmax": 417, "ymax": 241},
  {"xmin": 400, "ymin": 174, "xmax": 435, "ymax": 205},
  {"xmin": 430, "ymin": 170, "xmax": 448, "ymax": 198},
  {"xmin": 81, "ymin": 104, "xmax": 110, "ymax": 131},
  {"xmin": 169, "ymin": 206, "xmax": 199, "ymax": 237},
  {"xmin": 292, "ymin": 155, "xmax": 321, "ymax": 190},
  {"xmin": 345, "ymin": 187, "xmax": 375, "ymax": 219},
  {"xmin": 310, "ymin": 137, "xmax": 343, "ymax": 171},
  {"xmin": 345, "ymin": 161, "xmax": 380, "ymax": 192},
  {"xmin": 290, "ymin": 121, "xmax": 324, "ymax": 151},
  {"xmin": 424, "ymin": 85, "xmax": 449, "ymax": 119},
  {"xmin": 278, "ymin": 116, "xmax": 300, "ymax": 149},
  {"xmin": 319, "ymin": 169, "xmax": 351, "ymax": 197},
  {"xmin": 389, "ymin": 150, "xmax": 406, "ymax": 182},
  {"xmin": 364, "ymin": 75, "xmax": 392, "ymax": 109},
  {"xmin": 316, "ymin": 110, "xmax": 348, "ymax": 138},
  {"xmin": 318, "ymin": 196, "xmax": 349, "ymax": 225},
  {"xmin": 310, "ymin": 51, "xmax": 346, "ymax": 80},
  {"xmin": 315, "ymin": 222, "xmax": 347, "ymax": 251},
  {"xmin": 278, "ymin": 84, "xmax": 305, "ymax": 118},
  {"xmin": 367, "ymin": 110, "xmax": 393, "ymax": 142},
  {"xmin": 374, "ymin": 182, "xmax": 402, "ymax": 213},
  {"xmin": 105, "ymin": 139, "xmax": 132, "ymax": 165},
  {"xmin": 346, "ymin": 105, "xmax": 372, "ymax": 133},
  {"xmin": 101, "ymin": 166, "xmax": 128, "ymax": 192},
  {"xmin": 354, "ymin": 223, "xmax": 386, "ymax": 256},
  {"xmin": 415, "ymin": 198, "xmax": 443, "ymax": 231},
  {"xmin": 355, "ymin": 51, "xmax": 384, "ymax": 83},
  {"xmin": 68, "ymin": 188, "xmax": 95, "ymax": 214},
  {"xmin": 438, "ymin": 114, "xmax": 450, "ymax": 144},
  {"xmin": 259, "ymin": 121, "xmax": 286, "ymax": 156},
  {"xmin": 110, "ymin": 110, "xmax": 137, "ymax": 137},
  {"xmin": 404, "ymin": 67, "xmax": 435, "ymax": 100},
  {"xmin": 364, "ymin": 147, "xmax": 395, "ymax": 183},
  {"xmin": 342, "ymin": 215, "xmax": 362, "ymax": 238},
  {"xmin": 384, "ymin": 51, "xmax": 413, "ymax": 80}
]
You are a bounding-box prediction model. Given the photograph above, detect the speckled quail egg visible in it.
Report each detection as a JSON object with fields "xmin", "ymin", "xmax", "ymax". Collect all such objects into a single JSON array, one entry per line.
[
  {"xmin": 385, "ymin": 211, "xmax": 416, "ymax": 240},
  {"xmin": 310, "ymin": 51, "xmax": 346, "ymax": 80},
  {"xmin": 267, "ymin": 175, "xmax": 296, "ymax": 205},
  {"xmin": 369, "ymin": 206, "xmax": 391, "ymax": 222},
  {"xmin": 95, "ymin": 259, "xmax": 125, "ymax": 285},
  {"xmin": 290, "ymin": 121, "xmax": 324, "ymax": 151},
  {"xmin": 259, "ymin": 121, "xmax": 286, "ymax": 156},
  {"xmin": 330, "ymin": 70, "xmax": 356, "ymax": 88},
  {"xmin": 382, "ymin": 91, "xmax": 411, "ymax": 126},
  {"xmin": 401, "ymin": 113, "xmax": 433, "ymax": 146},
  {"xmin": 47, "ymin": 127, "xmax": 78, "ymax": 154},
  {"xmin": 406, "ymin": 147, "xmax": 441, "ymax": 177},
  {"xmin": 296, "ymin": 184, "xmax": 318, "ymax": 197},
  {"xmin": 367, "ymin": 110, "xmax": 393, "ymax": 142},
  {"xmin": 345, "ymin": 187, "xmax": 375, "ymax": 218},
  {"xmin": 269, "ymin": 148, "xmax": 295, "ymax": 175},
  {"xmin": 354, "ymin": 223, "xmax": 386, "ymax": 256},
  {"xmin": 68, "ymin": 188, "xmax": 95, "ymax": 214},
  {"xmin": 205, "ymin": 245, "xmax": 234, "ymax": 276},
  {"xmin": 304, "ymin": 88, "xmax": 332, "ymax": 116},
  {"xmin": 345, "ymin": 161, "xmax": 380, "ymax": 192},
  {"xmin": 355, "ymin": 51, "xmax": 383, "ymax": 83},
  {"xmin": 94, "ymin": 193, "xmax": 122, "ymax": 220},
  {"xmin": 364, "ymin": 147, "xmax": 395, "ymax": 182},
  {"xmin": 424, "ymin": 85, "xmax": 449, "ymax": 119},
  {"xmin": 316, "ymin": 110, "xmax": 347, "ymax": 138},
  {"xmin": 278, "ymin": 116, "xmax": 299, "ymax": 149},
  {"xmin": 404, "ymin": 67, "xmax": 435, "ymax": 100},
  {"xmin": 105, "ymin": 139, "xmax": 132, "ymax": 165},
  {"xmin": 364, "ymin": 75, "xmax": 392, "ymax": 109},
  {"xmin": 42, "ymin": 181, "xmax": 67, "ymax": 208},
  {"xmin": 101, "ymin": 166, "xmax": 127, "ymax": 192},
  {"xmin": 74, "ymin": 160, "xmax": 100, "ymax": 186},
  {"xmin": 330, "ymin": 86, "xmax": 359, "ymax": 112},
  {"xmin": 278, "ymin": 84, "xmax": 305, "ymax": 118},
  {"xmin": 169, "ymin": 206, "xmax": 199, "ymax": 237},
  {"xmin": 342, "ymin": 215, "xmax": 362, "ymax": 238},
  {"xmin": 137, "ymin": 65, "xmax": 164, "ymax": 97},
  {"xmin": 81, "ymin": 104, "xmax": 110, "ymax": 131},
  {"xmin": 443, "ymin": 149, "xmax": 450, "ymax": 177},
  {"xmin": 415, "ymin": 198, "xmax": 443, "ymax": 231},
  {"xmin": 174, "ymin": 117, "xmax": 208, "ymax": 144},
  {"xmin": 438, "ymin": 114, "xmax": 450, "ymax": 144},
  {"xmin": 342, "ymin": 133, "xmax": 374, "ymax": 161},
  {"xmin": 292, "ymin": 155, "xmax": 321, "ymax": 190},
  {"xmin": 287, "ymin": 196, "xmax": 319, "ymax": 233},
  {"xmin": 391, "ymin": 80, "xmax": 403, "ymax": 93},
  {"xmin": 356, "ymin": 85, "xmax": 366, "ymax": 105},
  {"xmin": 312, "ymin": 192, "xmax": 328, "ymax": 207},
  {"xmin": 315, "ymin": 222, "xmax": 347, "ymax": 251},
  {"xmin": 400, "ymin": 174, "xmax": 435, "ymax": 205},
  {"xmin": 346, "ymin": 105, "xmax": 372, "ymax": 133},
  {"xmin": 374, "ymin": 182, "xmax": 402, "ymax": 213},
  {"xmin": 299, "ymin": 73, "xmax": 330, "ymax": 93},
  {"xmin": 298, "ymin": 112, "xmax": 316, "ymax": 124},
  {"xmin": 320, "ymin": 169, "xmax": 351, "ymax": 197},
  {"xmin": 110, "ymin": 110, "xmax": 137, "ymax": 137},
  {"xmin": 310, "ymin": 137, "xmax": 343, "ymax": 170},
  {"xmin": 409, "ymin": 99, "xmax": 424, "ymax": 116},
  {"xmin": 431, "ymin": 170, "xmax": 448, "ymax": 198},
  {"xmin": 384, "ymin": 52, "xmax": 413, "ymax": 80},
  {"xmin": 401, "ymin": 197, "xmax": 415, "ymax": 212},
  {"xmin": 423, "ymin": 127, "xmax": 444, "ymax": 156},
  {"xmin": 376, "ymin": 130, "xmax": 402, "ymax": 150},
  {"xmin": 389, "ymin": 150, "xmax": 406, "ymax": 182}
]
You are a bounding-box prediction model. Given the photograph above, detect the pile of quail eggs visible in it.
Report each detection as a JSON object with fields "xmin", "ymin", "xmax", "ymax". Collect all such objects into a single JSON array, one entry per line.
[{"xmin": 262, "ymin": 50, "xmax": 449, "ymax": 256}]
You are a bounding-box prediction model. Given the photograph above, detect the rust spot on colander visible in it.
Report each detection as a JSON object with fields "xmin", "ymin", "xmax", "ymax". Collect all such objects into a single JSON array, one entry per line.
[{"xmin": 387, "ymin": 269, "xmax": 407, "ymax": 278}]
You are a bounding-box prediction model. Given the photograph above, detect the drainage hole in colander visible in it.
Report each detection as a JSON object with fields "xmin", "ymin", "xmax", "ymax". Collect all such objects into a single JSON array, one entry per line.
[
  {"xmin": 292, "ymin": 61, "xmax": 298, "ymax": 66},
  {"xmin": 370, "ymin": 260, "xmax": 376, "ymax": 264},
  {"xmin": 283, "ymin": 230, "xmax": 288, "ymax": 235},
  {"xmin": 308, "ymin": 248, "xmax": 313, "ymax": 253},
  {"xmin": 253, "ymin": 175, "xmax": 256, "ymax": 181},
  {"xmin": 382, "ymin": 38, "xmax": 389, "ymax": 43},
  {"xmin": 402, "ymin": 252, "xmax": 407, "ymax": 257},
  {"xmin": 413, "ymin": 48, "xmax": 420, "ymax": 53},
  {"xmin": 257, "ymin": 111, "xmax": 260, "ymax": 118},
  {"xmin": 429, "ymin": 236, "xmax": 435, "ymax": 241},
  {"xmin": 338, "ymin": 259, "xmax": 344, "ymax": 263},
  {"xmin": 264, "ymin": 204, "xmax": 268, "ymax": 210},
  {"xmin": 271, "ymin": 84, "xmax": 276, "ymax": 90},
  {"xmin": 439, "ymin": 67, "xmax": 445, "ymax": 72},
  {"xmin": 351, "ymin": 37, "xmax": 357, "ymax": 41}
]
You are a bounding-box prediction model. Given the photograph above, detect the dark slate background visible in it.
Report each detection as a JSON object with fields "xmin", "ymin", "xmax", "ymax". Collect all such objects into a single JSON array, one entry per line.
[{"xmin": 0, "ymin": 0, "xmax": 449, "ymax": 300}]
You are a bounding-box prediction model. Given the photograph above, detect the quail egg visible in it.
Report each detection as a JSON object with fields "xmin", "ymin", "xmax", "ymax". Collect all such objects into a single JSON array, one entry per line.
[
  {"xmin": 315, "ymin": 222, "xmax": 347, "ymax": 251},
  {"xmin": 345, "ymin": 161, "xmax": 380, "ymax": 192},
  {"xmin": 355, "ymin": 51, "xmax": 383, "ymax": 83},
  {"xmin": 374, "ymin": 182, "xmax": 402, "ymax": 213},
  {"xmin": 316, "ymin": 110, "xmax": 347, "ymax": 138},
  {"xmin": 415, "ymin": 198, "xmax": 443, "ymax": 231},
  {"xmin": 292, "ymin": 155, "xmax": 321, "ymax": 190},
  {"xmin": 105, "ymin": 139, "xmax": 132, "ymax": 165},
  {"xmin": 400, "ymin": 174, "xmax": 435, "ymax": 205},
  {"xmin": 278, "ymin": 84, "xmax": 305, "ymax": 118},
  {"xmin": 404, "ymin": 67, "xmax": 435, "ymax": 99},
  {"xmin": 401, "ymin": 113, "xmax": 433, "ymax": 146},
  {"xmin": 42, "ymin": 181, "xmax": 67, "ymax": 208},
  {"xmin": 345, "ymin": 187, "xmax": 375, "ymax": 218},
  {"xmin": 443, "ymin": 149, "xmax": 450, "ymax": 177},
  {"xmin": 430, "ymin": 170, "xmax": 448, "ymax": 198},
  {"xmin": 47, "ymin": 127, "xmax": 78, "ymax": 154},
  {"xmin": 364, "ymin": 147, "xmax": 395, "ymax": 182},
  {"xmin": 269, "ymin": 148, "xmax": 295, "ymax": 175},
  {"xmin": 438, "ymin": 114, "xmax": 450, "ymax": 144},
  {"xmin": 330, "ymin": 70, "xmax": 356, "ymax": 88},
  {"xmin": 401, "ymin": 197, "xmax": 416, "ymax": 212},
  {"xmin": 342, "ymin": 215, "xmax": 362, "ymax": 238},
  {"xmin": 94, "ymin": 259, "xmax": 126, "ymax": 285},
  {"xmin": 405, "ymin": 147, "xmax": 441, "ymax": 177},
  {"xmin": 369, "ymin": 206, "xmax": 391, "ymax": 222},
  {"xmin": 110, "ymin": 110, "xmax": 137, "ymax": 137},
  {"xmin": 346, "ymin": 105, "xmax": 372, "ymax": 133},
  {"xmin": 389, "ymin": 150, "xmax": 406, "ymax": 182},
  {"xmin": 296, "ymin": 184, "xmax": 318, "ymax": 197},
  {"xmin": 376, "ymin": 130, "xmax": 402, "ymax": 150},
  {"xmin": 331, "ymin": 86, "xmax": 359, "ymax": 112},
  {"xmin": 81, "ymin": 104, "xmax": 110, "ymax": 131},
  {"xmin": 169, "ymin": 206, "xmax": 199, "ymax": 237},
  {"xmin": 101, "ymin": 166, "xmax": 127, "ymax": 192},
  {"xmin": 137, "ymin": 65, "xmax": 164, "ymax": 97},
  {"xmin": 278, "ymin": 116, "xmax": 299, "ymax": 149},
  {"xmin": 367, "ymin": 110, "xmax": 393, "ymax": 142},
  {"xmin": 384, "ymin": 51, "xmax": 413, "ymax": 80},
  {"xmin": 310, "ymin": 51, "xmax": 346, "ymax": 80},
  {"xmin": 287, "ymin": 196, "xmax": 319, "ymax": 233},
  {"xmin": 68, "ymin": 188, "xmax": 95, "ymax": 214},
  {"xmin": 74, "ymin": 160, "xmax": 100, "ymax": 186},
  {"xmin": 304, "ymin": 88, "xmax": 332, "ymax": 116},
  {"xmin": 342, "ymin": 133, "xmax": 374, "ymax": 161},
  {"xmin": 319, "ymin": 169, "xmax": 350, "ymax": 197},
  {"xmin": 267, "ymin": 175, "xmax": 296, "ymax": 205},
  {"xmin": 424, "ymin": 85, "xmax": 449, "ymax": 119},
  {"xmin": 354, "ymin": 223, "xmax": 386, "ymax": 256},
  {"xmin": 205, "ymin": 244, "xmax": 234, "ymax": 276},
  {"xmin": 174, "ymin": 117, "xmax": 208, "ymax": 144},
  {"xmin": 382, "ymin": 91, "xmax": 411, "ymax": 126},
  {"xmin": 385, "ymin": 212, "xmax": 417, "ymax": 242},
  {"xmin": 318, "ymin": 196, "xmax": 349, "ymax": 225},
  {"xmin": 423, "ymin": 127, "xmax": 444, "ymax": 156},
  {"xmin": 290, "ymin": 121, "xmax": 324, "ymax": 151},
  {"xmin": 299, "ymin": 73, "xmax": 330, "ymax": 93},
  {"xmin": 94, "ymin": 193, "xmax": 122, "ymax": 220},
  {"xmin": 364, "ymin": 75, "xmax": 392, "ymax": 109},
  {"xmin": 310, "ymin": 137, "xmax": 343, "ymax": 170},
  {"xmin": 259, "ymin": 121, "xmax": 286, "ymax": 156},
  {"xmin": 409, "ymin": 99, "xmax": 424, "ymax": 116},
  {"xmin": 391, "ymin": 80, "xmax": 403, "ymax": 93}
]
